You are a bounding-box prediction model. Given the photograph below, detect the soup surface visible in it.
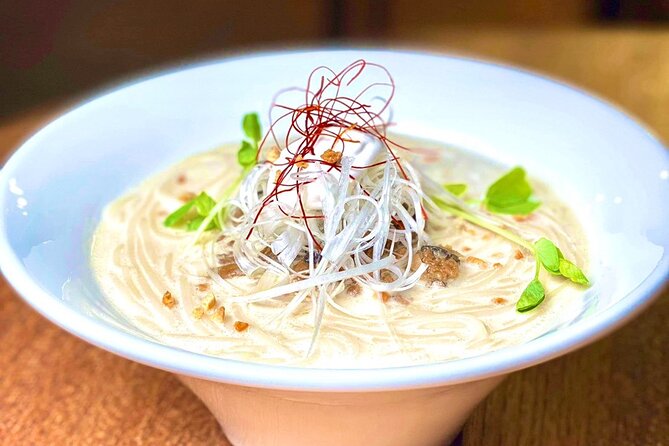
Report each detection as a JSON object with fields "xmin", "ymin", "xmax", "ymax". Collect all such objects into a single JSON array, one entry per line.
[{"xmin": 91, "ymin": 138, "xmax": 588, "ymax": 368}]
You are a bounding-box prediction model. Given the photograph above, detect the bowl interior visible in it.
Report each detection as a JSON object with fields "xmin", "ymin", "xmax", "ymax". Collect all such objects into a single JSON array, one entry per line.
[{"xmin": 1, "ymin": 49, "xmax": 668, "ymax": 390}]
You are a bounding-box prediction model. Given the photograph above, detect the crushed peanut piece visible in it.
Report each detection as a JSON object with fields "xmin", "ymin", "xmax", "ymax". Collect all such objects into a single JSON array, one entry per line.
[
  {"xmin": 234, "ymin": 321, "xmax": 250, "ymax": 332},
  {"xmin": 274, "ymin": 170, "xmax": 282, "ymax": 184},
  {"xmin": 492, "ymin": 297, "xmax": 508, "ymax": 305},
  {"xmin": 202, "ymin": 293, "xmax": 217, "ymax": 311},
  {"xmin": 493, "ymin": 262, "xmax": 503, "ymax": 269},
  {"xmin": 266, "ymin": 146, "xmax": 281, "ymax": 163},
  {"xmin": 321, "ymin": 149, "xmax": 343, "ymax": 164},
  {"xmin": 513, "ymin": 215, "xmax": 530, "ymax": 222},
  {"xmin": 176, "ymin": 174, "xmax": 187, "ymax": 184},
  {"xmin": 162, "ymin": 291, "xmax": 176, "ymax": 309},
  {"xmin": 462, "ymin": 246, "xmax": 472, "ymax": 252},
  {"xmin": 192, "ymin": 307, "xmax": 205, "ymax": 319},
  {"xmin": 380, "ymin": 291, "xmax": 391, "ymax": 303},
  {"xmin": 213, "ymin": 306, "xmax": 226, "ymax": 322},
  {"xmin": 196, "ymin": 283, "xmax": 209, "ymax": 292},
  {"xmin": 514, "ymin": 249, "xmax": 525, "ymax": 260},
  {"xmin": 465, "ymin": 256, "xmax": 488, "ymax": 269}
]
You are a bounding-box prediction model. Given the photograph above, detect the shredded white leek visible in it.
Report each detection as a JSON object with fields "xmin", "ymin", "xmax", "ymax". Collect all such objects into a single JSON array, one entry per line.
[{"xmin": 207, "ymin": 150, "xmax": 432, "ymax": 351}]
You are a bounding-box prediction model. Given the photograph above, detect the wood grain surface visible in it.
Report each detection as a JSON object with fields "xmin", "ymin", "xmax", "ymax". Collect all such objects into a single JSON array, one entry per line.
[{"xmin": 1, "ymin": 28, "xmax": 668, "ymax": 446}]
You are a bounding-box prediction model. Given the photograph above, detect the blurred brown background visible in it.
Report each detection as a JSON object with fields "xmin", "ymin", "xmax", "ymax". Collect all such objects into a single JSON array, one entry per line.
[{"xmin": 2, "ymin": 0, "xmax": 668, "ymax": 119}]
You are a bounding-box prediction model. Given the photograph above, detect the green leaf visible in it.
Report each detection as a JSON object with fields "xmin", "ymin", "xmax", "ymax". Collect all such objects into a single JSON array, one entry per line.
[
  {"xmin": 187, "ymin": 216, "xmax": 205, "ymax": 231},
  {"xmin": 516, "ymin": 279, "xmax": 545, "ymax": 312},
  {"xmin": 242, "ymin": 112, "xmax": 262, "ymax": 143},
  {"xmin": 558, "ymin": 258, "xmax": 590, "ymax": 286},
  {"xmin": 534, "ymin": 237, "xmax": 589, "ymax": 285},
  {"xmin": 486, "ymin": 167, "xmax": 530, "ymax": 203},
  {"xmin": 193, "ymin": 192, "xmax": 217, "ymax": 217},
  {"xmin": 444, "ymin": 183, "xmax": 468, "ymax": 197},
  {"xmin": 237, "ymin": 140, "xmax": 256, "ymax": 169},
  {"xmin": 166, "ymin": 112, "xmax": 262, "ymax": 239},
  {"xmin": 534, "ymin": 237, "xmax": 560, "ymax": 273},
  {"xmin": 484, "ymin": 167, "xmax": 541, "ymax": 215},
  {"xmin": 486, "ymin": 199, "xmax": 541, "ymax": 215},
  {"xmin": 164, "ymin": 200, "xmax": 196, "ymax": 227},
  {"xmin": 163, "ymin": 192, "xmax": 220, "ymax": 231}
]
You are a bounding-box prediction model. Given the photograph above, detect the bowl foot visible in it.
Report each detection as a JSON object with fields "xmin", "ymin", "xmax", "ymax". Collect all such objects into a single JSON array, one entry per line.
[{"xmin": 179, "ymin": 374, "xmax": 505, "ymax": 446}]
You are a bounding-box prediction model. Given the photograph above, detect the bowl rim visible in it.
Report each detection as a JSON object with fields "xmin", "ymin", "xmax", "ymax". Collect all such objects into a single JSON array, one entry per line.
[{"xmin": 1, "ymin": 47, "xmax": 668, "ymax": 392}]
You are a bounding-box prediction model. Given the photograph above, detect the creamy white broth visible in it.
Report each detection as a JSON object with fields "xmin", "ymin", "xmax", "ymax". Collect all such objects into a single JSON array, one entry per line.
[{"xmin": 91, "ymin": 138, "xmax": 588, "ymax": 368}]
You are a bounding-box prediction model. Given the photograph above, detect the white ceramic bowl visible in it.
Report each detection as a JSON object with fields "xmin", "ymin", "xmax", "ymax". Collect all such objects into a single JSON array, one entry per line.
[{"xmin": 1, "ymin": 49, "xmax": 668, "ymax": 446}]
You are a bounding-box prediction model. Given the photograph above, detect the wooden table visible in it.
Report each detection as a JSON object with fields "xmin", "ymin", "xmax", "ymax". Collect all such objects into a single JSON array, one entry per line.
[{"xmin": 1, "ymin": 28, "xmax": 668, "ymax": 445}]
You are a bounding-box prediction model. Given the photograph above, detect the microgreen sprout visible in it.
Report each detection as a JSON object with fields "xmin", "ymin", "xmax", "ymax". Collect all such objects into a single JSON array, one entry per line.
[
  {"xmin": 164, "ymin": 112, "xmax": 262, "ymax": 237},
  {"xmin": 443, "ymin": 183, "xmax": 467, "ymax": 197},
  {"xmin": 484, "ymin": 167, "xmax": 541, "ymax": 215},
  {"xmin": 434, "ymin": 168, "xmax": 588, "ymax": 313},
  {"xmin": 238, "ymin": 112, "xmax": 262, "ymax": 172},
  {"xmin": 163, "ymin": 192, "xmax": 221, "ymax": 231}
]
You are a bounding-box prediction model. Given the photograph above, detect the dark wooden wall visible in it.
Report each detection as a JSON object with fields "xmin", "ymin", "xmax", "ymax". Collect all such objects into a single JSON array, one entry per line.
[
  {"xmin": 1, "ymin": 0, "xmax": 666, "ymax": 118},
  {"xmin": 0, "ymin": 0, "xmax": 328, "ymax": 117}
]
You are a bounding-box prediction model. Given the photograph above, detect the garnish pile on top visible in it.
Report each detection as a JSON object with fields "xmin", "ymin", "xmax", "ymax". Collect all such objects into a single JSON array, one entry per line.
[{"xmin": 163, "ymin": 59, "xmax": 589, "ymax": 341}]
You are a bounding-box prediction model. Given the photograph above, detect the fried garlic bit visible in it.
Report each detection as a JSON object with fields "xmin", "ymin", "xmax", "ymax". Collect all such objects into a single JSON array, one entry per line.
[
  {"xmin": 179, "ymin": 192, "xmax": 196, "ymax": 202},
  {"xmin": 321, "ymin": 148, "xmax": 343, "ymax": 164},
  {"xmin": 465, "ymin": 256, "xmax": 488, "ymax": 269},
  {"xmin": 266, "ymin": 146, "xmax": 281, "ymax": 163},
  {"xmin": 192, "ymin": 293, "xmax": 224, "ymax": 320},
  {"xmin": 234, "ymin": 321, "xmax": 250, "ymax": 332},
  {"xmin": 162, "ymin": 291, "xmax": 176, "ymax": 309},
  {"xmin": 295, "ymin": 155, "xmax": 308, "ymax": 169},
  {"xmin": 202, "ymin": 293, "xmax": 217, "ymax": 311}
]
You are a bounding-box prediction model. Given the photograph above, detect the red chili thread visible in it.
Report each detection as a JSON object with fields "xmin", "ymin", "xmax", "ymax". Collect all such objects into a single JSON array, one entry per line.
[{"xmin": 248, "ymin": 60, "xmax": 427, "ymax": 243}]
